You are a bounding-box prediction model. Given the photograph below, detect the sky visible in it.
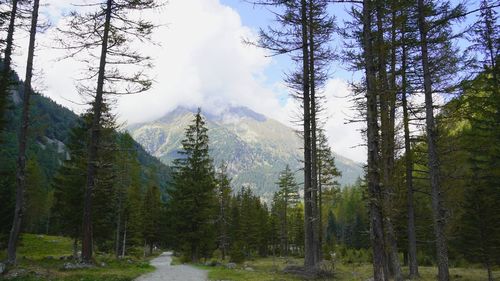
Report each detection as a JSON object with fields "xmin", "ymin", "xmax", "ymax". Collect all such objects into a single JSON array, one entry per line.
[{"xmin": 8, "ymin": 0, "xmax": 483, "ymax": 163}]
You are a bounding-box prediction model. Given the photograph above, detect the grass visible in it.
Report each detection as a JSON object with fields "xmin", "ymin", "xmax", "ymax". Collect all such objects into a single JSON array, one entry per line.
[
  {"xmin": 195, "ymin": 256, "xmax": 500, "ymax": 281},
  {"xmin": 0, "ymin": 234, "xmax": 155, "ymax": 281}
]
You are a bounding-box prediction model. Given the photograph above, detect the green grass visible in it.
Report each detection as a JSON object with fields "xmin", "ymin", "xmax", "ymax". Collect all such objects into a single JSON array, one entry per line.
[
  {"xmin": 198, "ymin": 257, "xmax": 500, "ymax": 281},
  {"xmin": 1, "ymin": 234, "xmax": 155, "ymax": 281}
]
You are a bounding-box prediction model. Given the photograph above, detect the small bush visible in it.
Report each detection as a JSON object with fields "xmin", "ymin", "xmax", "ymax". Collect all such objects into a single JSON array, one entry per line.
[
  {"xmin": 229, "ymin": 241, "xmax": 245, "ymax": 263},
  {"xmin": 212, "ymin": 249, "xmax": 223, "ymax": 261}
]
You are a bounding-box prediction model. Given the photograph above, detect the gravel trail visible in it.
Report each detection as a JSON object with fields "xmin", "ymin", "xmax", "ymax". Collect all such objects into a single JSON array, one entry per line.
[{"xmin": 135, "ymin": 252, "xmax": 208, "ymax": 281}]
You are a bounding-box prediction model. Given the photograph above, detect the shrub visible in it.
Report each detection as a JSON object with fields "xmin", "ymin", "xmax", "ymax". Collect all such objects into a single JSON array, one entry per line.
[{"xmin": 229, "ymin": 241, "xmax": 245, "ymax": 263}]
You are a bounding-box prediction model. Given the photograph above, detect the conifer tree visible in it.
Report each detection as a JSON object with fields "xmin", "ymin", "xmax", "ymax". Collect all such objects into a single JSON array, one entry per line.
[
  {"xmin": 416, "ymin": 1, "xmax": 464, "ymax": 279},
  {"xmin": 124, "ymin": 182, "xmax": 143, "ymax": 254},
  {"xmin": 167, "ymin": 108, "xmax": 216, "ymax": 262},
  {"xmin": 24, "ymin": 159, "xmax": 50, "ymax": 234},
  {"xmin": 7, "ymin": 0, "xmax": 40, "ymax": 264},
  {"xmin": 0, "ymin": 0, "xmax": 18, "ymax": 137},
  {"xmin": 215, "ymin": 163, "xmax": 232, "ymax": 260},
  {"xmin": 52, "ymin": 120, "xmax": 87, "ymax": 257},
  {"xmin": 142, "ymin": 184, "xmax": 162, "ymax": 256},
  {"xmin": 274, "ymin": 165, "xmax": 299, "ymax": 257},
  {"xmin": 317, "ymin": 130, "xmax": 340, "ymax": 253},
  {"xmin": 56, "ymin": 0, "xmax": 159, "ymax": 262}
]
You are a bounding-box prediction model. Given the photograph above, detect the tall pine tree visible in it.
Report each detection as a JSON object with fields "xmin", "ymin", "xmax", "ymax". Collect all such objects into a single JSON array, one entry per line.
[{"xmin": 167, "ymin": 108, "xmax": 217, "ymax": 262}]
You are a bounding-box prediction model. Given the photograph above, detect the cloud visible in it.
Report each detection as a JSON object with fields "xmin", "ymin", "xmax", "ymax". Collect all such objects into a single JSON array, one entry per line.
[{"xmin": 10, "ymin": 0, "xmax": 366, "ymax": 163}]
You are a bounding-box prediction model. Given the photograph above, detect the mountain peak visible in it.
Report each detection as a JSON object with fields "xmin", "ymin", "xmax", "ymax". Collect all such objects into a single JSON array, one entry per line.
[{"xmin": 160, "ymin": 105, "xmax": 267, "ymax": 123}]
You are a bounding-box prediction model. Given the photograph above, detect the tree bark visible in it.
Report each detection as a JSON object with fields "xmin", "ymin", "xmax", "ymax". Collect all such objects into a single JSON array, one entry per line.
[
  {"xmin": 416, "ymin": 0, "xmax": 450, "ymax": 280},
  {"xmin": 82, "ymin": 0, "xmax": 113, "ymax": 264},
  {"xmin": 401, "ymin": 26, "xmax": 419, "ymax": 279},
  {"xmin": 362, "ymin": 1, "xmax": 388, "ymax": 280},
  {"xmin": 7, "ymin": 0, "xmax": 40, "ymax": 265}
]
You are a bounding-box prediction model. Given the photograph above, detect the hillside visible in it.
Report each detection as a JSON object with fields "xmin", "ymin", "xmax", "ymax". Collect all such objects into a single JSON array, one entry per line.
[
  {"xmin": 0, "ymin": 72, "xmax": 172, "ymax": 203},
  {"xmin": 128, "ymin": 106, "xmax": 363, "ymax": 198}
]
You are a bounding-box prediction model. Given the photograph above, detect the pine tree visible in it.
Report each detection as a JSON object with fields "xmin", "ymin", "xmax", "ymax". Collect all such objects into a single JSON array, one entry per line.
[
  {"xmin": 416, "ymin": 1, "xmax": 465, "ymax": 279},
  {"xmin": 56, "ymin": 0, "xmax": 159, "ymax": 262},
  {"xmin": 124, "ymin": 182, "xmax": 143, "ymax": 254},
  {"xmin": 167, "ymin": 108, "xmax": 217, "ymax": 262},
  {"xmin": 274, "ymin": 165, "xmax": 299, "ymax": 257},
  {"xmin": 0, "ymin": 0, "xmax": 19, "ymax": 137},
  {"xmin": 142, "ymin": 184, "xmax": 162, "ymax": 256},
  {"xmin": 459, "ymin": 73, "xmax": 500, "ymax": 281},
  {"xmin": 51, "ymin": 120, "xmax": 87, "ymax": 257},
  {"xmin": 7, "ymin": 0, "xmax": 40, "ymax": 263},
  {"xmin": 317, "ymin": 130, "xmax": 341, "ymax": 255},
  {"xmin": 361, "ymin": 0, "xmax": 388, "ymax": 279},
  {"xmin": 113, "ymin": 132, "xmax": 143, "ymax": 257},
  {"xmin": 24, "ymin": 159, "xmax": 50, "ymax": 234},
  {"xmin": 215, "ymin": 163, "xmax": 232, "ymax": 260}
]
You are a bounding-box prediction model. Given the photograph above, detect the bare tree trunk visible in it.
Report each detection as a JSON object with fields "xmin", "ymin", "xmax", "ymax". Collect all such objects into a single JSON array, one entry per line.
[
  {"xmin": 121, "ymin": 219, "xmax": 127, "ymax": 258},
  {"xmin": 486, "ymin": 261, "xmax": 493, "ymax": 281},
  {"xmin": 401, "ymin": 27, "xmax": 419, "ymax": 279},
  {"xmin": 284, "ymin": 196, "xmax": 288, "ymax": 257},
  {"xmin": 362, "ymin": 1, "xmax": 388, "ymax": 280},
  {"xmin": 115, "ymin": 208, "xmax": 121, "ymax": 258},
  {"xmin": 318, "ymin": 163, "xmax": 323, "ymax": 256},
  {"xmin": 0, "ymin": 0, "xmax": 18, "ymax": 134},
  {"xmin": 115, "ymin": 172, "xmax": 123, "ymax": 258},
  {"xmin": 7, "ymin": 0, "xmax": 40, "ymax": 265},
  {"xmin": 308, "ymin": 0, "xmax": 320, "ymax": 265},
  {"xmin": 73, "ymin": 238, "xmax": 78, "ymax": 259},
  {"xmin": 416, "ymin": 0, "xmax": 449, "ymax": 280},
  {"xmin": 301, "ymin": 0, "xmax": 315, "ymax": 270},
  {"xmin": 81, "ymin": 0, "xmax": 113, "ymax": 264}
]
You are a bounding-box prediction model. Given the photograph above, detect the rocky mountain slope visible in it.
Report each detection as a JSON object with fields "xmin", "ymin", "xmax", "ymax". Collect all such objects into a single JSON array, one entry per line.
[{"xmin": 128, "ymin": 106, "xmax": 363, "ymax": 198}]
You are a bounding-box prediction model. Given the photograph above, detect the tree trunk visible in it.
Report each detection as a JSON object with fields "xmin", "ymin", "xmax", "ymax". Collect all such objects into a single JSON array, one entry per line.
[
  {"xmin": 318, "ymin": 163, "xmax": 323, "ymax": 256},
  {"xmin": 301, "ymin": 0, "xmax": 314, "ymax": 270},
  {"xmin": 73, "ymin": 238, "xmax": 78, "ymax": 259},
  {"xmin": 486, "ymin": 262, "xmax": 493, "ymax": 281},
  {"xmin": 362, "ymin": 1, "xmax": 388, "ymax": 280},
  {"xmin": 374, "ymin": 1, "xmax": 402, "ymax": 279},
  {"xmin": 7, "ymin": 0, "xmax": 40, "ymax": 265},
  {"xmin": 417, "ymin": 0, "xmax": 449, "ymax": 280},
  {"xmin": 0, "ymin": 0, "xmax": 18, "ymax": 134},
  {"xmin": 284, "ymin": 196, "xmax": 288, "ymax": 257},
  {"xmin": 121, "ymin": 219, "xmax": 127, "ymax": 258},
  {"xmin": 308, "ymin": 0, "xmax": 320, "ymax": 265},
  {"xmin": 115, "ymin": 209, "xmax": 121, "ymax": 258},
  {"xmin": 401, "ymin": 27, "xmax": 419, "ymax": 279},
  {"xmin": 81, "ymin": 0, "xmax": 113, "ymax": 264}
]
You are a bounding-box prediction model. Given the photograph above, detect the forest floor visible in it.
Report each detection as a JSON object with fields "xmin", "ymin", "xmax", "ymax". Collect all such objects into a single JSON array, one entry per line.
[
  {"xmin": 0, "ymin": 234, "xmax": 155, "ymax": 281},
  {"xmin": 1, "ymin": 236, "xmax": 498, "ymax": 281},
  {"xmin": 195, "ymin": 256, "xmax": 499, "ymax": 281}
]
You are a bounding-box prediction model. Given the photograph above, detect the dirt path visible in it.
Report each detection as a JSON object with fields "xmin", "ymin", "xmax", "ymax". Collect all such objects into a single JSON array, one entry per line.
[{"xmin": 135, "ymin": 252, "xmax": 208, "ymax": 281}]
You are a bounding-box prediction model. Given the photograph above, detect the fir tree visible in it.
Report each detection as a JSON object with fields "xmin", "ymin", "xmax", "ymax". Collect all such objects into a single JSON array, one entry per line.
[
  {"xmin": 274, "ymin": 165, "xmax": 299, "ymax": 257},
  {"xmin": 167, "ymin": 108, "xmax": 217, "ymax": 262},
  {"xmin": 215, "ymin": 163, "xmax": 232, "ymax": 260},
  {"xmin": 142, "ymin": 184, "xmax": 162, "ymax": 256}
]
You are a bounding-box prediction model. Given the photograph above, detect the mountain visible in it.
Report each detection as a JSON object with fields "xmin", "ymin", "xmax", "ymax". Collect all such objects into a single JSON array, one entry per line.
[
  {"xmin": 128, "ymin": 106, "xmax": 363, "ymax": 198},
  {"xmin": 0, "ymin": 70, "xmax": 171, "ymax": 195}
]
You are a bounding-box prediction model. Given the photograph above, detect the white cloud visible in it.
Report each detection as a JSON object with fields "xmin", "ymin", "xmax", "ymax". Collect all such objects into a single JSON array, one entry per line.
[{"xmin": 10, "ymin": 0, "xmax": 366, "ymax": 163}]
